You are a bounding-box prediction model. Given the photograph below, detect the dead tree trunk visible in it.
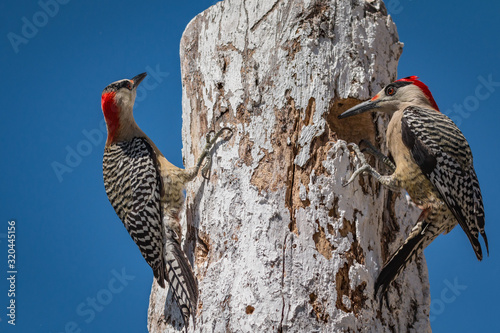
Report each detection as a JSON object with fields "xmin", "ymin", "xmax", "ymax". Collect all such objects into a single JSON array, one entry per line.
[{"xmin": 149, "ymin": 0, "xmax": 431, "ymax": 332}]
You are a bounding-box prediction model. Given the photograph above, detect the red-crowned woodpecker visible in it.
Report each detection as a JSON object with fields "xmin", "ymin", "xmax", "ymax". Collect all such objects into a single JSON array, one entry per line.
[
  {"xmin": 101, "ymin": 72, "xmax": 230, "ymax": 328},
  {"xmin": 339, "ymin": 76, "xmax": 488, "ymax": 303}
]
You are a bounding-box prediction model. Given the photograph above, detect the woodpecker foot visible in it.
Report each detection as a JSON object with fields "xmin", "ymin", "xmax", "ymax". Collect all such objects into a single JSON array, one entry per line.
[
  {"xmin": 201, "ymin": 155, "xmax": 212, "ymax": 180},
  {"xmin": 206, "ymin": 127, "xmax": 233, "ymax": 147},
  {"xmin": 342, "ymin": 143, "xmax": 382, "ymax": 187},
  {"xmin": 343, "ymin": 142, "xmax": 400, "ymax": 191},
  {"xmin": 197, "ymin": 127, "xmax": 233, "ymax": 180},
  {"xmin": 360, "ymin": 139, "xmax": 396, "ymax": 172}
]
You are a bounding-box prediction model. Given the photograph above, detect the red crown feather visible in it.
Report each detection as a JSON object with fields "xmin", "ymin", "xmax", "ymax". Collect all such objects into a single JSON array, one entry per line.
[{"xmin": 396, "ymin": 76, "xmax": 440, "ymax": 111}]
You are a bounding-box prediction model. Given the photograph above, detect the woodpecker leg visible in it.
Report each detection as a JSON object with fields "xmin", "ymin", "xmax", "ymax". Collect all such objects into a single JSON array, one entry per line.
[
  {"xmin": 201, "ymin": 155, "xmax": 212, "ymax": 180},
  {"xmin": 191, "ymin": 127, "xmax": 232, "ymax": 180},
  {"xmin": 360, "ymin": 139, "xmax": 396, "ymax": 172},
  {"xmin": 343, "ymin": 143, "xmax": 400, "ymax": 191}
]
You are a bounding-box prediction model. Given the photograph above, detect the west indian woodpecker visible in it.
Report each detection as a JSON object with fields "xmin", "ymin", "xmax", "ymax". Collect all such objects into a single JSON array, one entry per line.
[
  {"xmin": 338, "ymin": 76, "xmax": 488, "ymax": 304},
  {"xmin": 101, "ymin": 72, "xmax": 231, "ymax": 329}
]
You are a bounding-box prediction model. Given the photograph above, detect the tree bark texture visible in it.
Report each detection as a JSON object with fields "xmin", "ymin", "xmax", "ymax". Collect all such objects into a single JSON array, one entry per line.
[{"xmin": 149, "ymin": 0, "xmax": 431, "ymax": 332}]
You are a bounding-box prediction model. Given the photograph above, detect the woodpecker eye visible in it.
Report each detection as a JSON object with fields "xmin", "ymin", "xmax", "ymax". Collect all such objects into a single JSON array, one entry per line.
[
  {"xmin": 386, "ymin": 86, "xmax": 396, "ymax": 96},
  {"xmin": 117, "ymin": 80, "xmax": 132, "ymax": 90}
]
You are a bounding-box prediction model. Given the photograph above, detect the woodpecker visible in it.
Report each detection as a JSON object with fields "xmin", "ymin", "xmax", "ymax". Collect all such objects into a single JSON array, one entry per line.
[
  {"xmin": 101, "ymin": 72, "xmax": 230, "ymax": 328},
  {"xmin": 338, "ymin": 76, "xmax": 488, "ymax": 302}
]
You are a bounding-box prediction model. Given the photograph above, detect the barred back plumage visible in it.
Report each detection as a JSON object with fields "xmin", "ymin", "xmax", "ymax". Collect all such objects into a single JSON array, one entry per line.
[
  {"xmin": 103, "ymin": 137, "xmax": 166, "ymax": 284},
  {"xmin": 402, "ymin": 106, "xmax": 488, "ymax": 259},
  {"xmin": 103, "ymin": 137, "xmax": 197, "ymax": 325}
]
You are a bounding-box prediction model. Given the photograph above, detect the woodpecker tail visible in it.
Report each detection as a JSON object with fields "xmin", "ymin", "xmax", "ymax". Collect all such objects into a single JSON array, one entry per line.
[
  {"xmin": 375, "ymin": 209, "xmax": 441, "ymax": 307},
  {"xmin": 162, "ymin": 229, "xmax": 198, "ymax": 328}
]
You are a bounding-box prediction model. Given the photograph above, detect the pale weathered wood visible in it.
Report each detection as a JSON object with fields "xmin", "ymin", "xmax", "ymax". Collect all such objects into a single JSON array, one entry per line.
[{"xmin": 148, "ymin": 0, "xmax": 431, "ymax": 332}]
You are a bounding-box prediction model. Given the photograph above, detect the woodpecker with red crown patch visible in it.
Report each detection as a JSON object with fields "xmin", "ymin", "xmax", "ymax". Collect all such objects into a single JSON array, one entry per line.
[
  {"xmin": 101, "ymin": 72, "xmax": 231, "ymax": 329},
  {"xmin": 338, "ymin": 76, "xmax": 488, "ymax": 306}
]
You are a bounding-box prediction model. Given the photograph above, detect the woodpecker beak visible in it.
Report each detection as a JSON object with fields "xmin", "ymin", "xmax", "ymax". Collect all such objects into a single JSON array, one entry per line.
[
  {"xmin": 338, "ymin": 99, "xmax": 381, "ymax": 119},
  {"xmin": 131, "ymin": 72, "xmax": 147, "ymax": 89}
]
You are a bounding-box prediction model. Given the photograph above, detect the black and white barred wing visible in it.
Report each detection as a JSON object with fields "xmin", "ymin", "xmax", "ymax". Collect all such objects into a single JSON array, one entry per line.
[
  {"xmin": 401, "ymin": 106, "xmax": 488, "ymax": 259},
  {"xmin": 103, "ymin": 137, "xmax": 166, "ymax": 286}
]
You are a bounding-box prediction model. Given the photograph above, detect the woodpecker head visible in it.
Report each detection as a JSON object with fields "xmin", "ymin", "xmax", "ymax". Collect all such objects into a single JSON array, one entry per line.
[
  {"xmin": 338, "ymin": 76, "xmax": 439, "ymax": 120},
  {"xmin": 101, "ymin": 72, "xmax": 147, "ymax": 143}
]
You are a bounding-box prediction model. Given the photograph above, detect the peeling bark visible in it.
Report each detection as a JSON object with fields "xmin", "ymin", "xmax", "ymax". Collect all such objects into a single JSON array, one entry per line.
[{"xmin": 148, "ymin": 0, "xmax": 431, "ymax": 332}]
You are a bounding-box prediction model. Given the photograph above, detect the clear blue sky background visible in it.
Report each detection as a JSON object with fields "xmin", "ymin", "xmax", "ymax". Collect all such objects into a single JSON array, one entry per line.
[{"xmin": 0, "ymin": 1, "xmax": 498, "ymax": 332}]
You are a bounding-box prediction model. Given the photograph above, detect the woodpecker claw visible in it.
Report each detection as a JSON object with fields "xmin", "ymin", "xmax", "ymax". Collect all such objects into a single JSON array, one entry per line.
[
  {"xmin": 206, "ymin": 131, "xmax": 215, "ymax": 144},
  {"xmin": 196, "ymin": 127, "xmax": 233, "ymax": 180},
  {"xmin": 206, "ymin": 127, "xmax": 233, "ymax": 145},
  {"xmin": 201, "ymin": 155, "xmax": 212, "ymax": 180},
  {"xmin": 342, "ymin": 142, "xmax": 376, "ymax": 185},
  {"xmin": 343, "ymin": 163, "xmax": 374, "ymax": 187},
  {"xmin": 360, "ymin": 140, "xmax": 396, "ymax": 172}
]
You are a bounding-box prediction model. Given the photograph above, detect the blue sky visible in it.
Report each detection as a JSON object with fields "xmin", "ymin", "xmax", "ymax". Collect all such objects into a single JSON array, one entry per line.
[{"xmin": 0, "ymin": 1, "xmax": 498, "ymax": 332}]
